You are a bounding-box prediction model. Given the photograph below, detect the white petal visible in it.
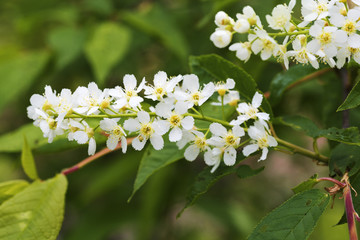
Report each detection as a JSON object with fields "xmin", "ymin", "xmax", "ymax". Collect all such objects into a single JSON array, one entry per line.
[
  {"xmin": 242, "ymin": 144, "xmax": 259, "ymax": 156},
  {"xmin": 252, "ymin": 92, "xmax": 263, "ymax": 108},
  {"xmin": 209, "ymin": 123, "xmax": 227, "ymax": 137},
  {"xmin": 121, "ymin": 136, "xmax": 127, "ymax": 153},
  {"xmin": 184, "ymin": 145, "xmax": 200, "ymax": 161},
  {"xmin": 107, "ymin": 136, "xmax": 119, "ymax": 150},
  {"xmin": 267, "ymin": 136, "xmax": 278, "ymax": 147},
  {"xmin": 73, "ymin": 131, "xmax": 89, "ymax": 144},
  {"xmin": 132, "ymin": 136, "xmax": 147, "ymax": 151},
  {"xmin": 169, "ymin": 127, "xmax": 182, "ymax": 142},
  {"xmin": 154, "ymin": 71, "xmax": 167, "ymax": 86},
  {"xmin": 232, "ymin": 125, "xmax": 245, "ymax": 137},
  {"xmin": 129, "ymin": 96, "xmax": 144, "ymax": 108},
  {"xmin": 150, "ymin": 134, "xmax": 164, "ymax": 150},
  {"xmin": 123, "ymin": 118, "xmax": 141, "ymax": 132},
  {"xmin": 137, "ymin": 111, "xmax": 150, "ymax": 124},
  {"xmin": 30, "ymin": 94, "xmax": 45, "ymax": 107},
  {"xmin": 349, "ymin": 34, "xmax": 360, "ymax": 48},
  {"xmin": 259, "ymin": 148, "xmax": 269, "ymax": 161},
  {"xmin": 123, "ymin": 74, "xmax": 137, "ymax": 90},
  {"xmin": 181, "ymin": 116, "xmax": 194, "ymax": 130},
  {"xmin": 153, "ymin": 120, "xmax": 170, "ymax": 135},
  {"xmin": 88, "ymin": 138, "xmax": 96, "ymax": 155},
  {"xmin": 224, "ymin": 147, "xmax": 236, "ymax": 166},
  {"xmin": 183, "ymin": 74, "xmax": 199, "ymax": 92},
  {"xmin": 100, "ymin": 118, "xmax": 117, "ymax": 131}
]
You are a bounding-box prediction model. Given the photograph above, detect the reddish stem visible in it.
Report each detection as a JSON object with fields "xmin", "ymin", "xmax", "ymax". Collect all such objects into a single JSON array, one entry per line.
[
  {"xmin": 318, "ymin": 177, "xmax": 346, "ymax": 188},
  {"xmin": 344, "ymin": 185, "xmax": 359, "ymax": 240}
]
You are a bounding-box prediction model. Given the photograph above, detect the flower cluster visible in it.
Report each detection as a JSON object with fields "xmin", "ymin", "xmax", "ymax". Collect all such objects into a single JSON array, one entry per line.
[
  {"xmin": 210, "ymin": 0, "xmax": 360, "ymax": 69},
  {"xmin": 27, "ymin": 71, "xmax": 277, "ymax": 172}
]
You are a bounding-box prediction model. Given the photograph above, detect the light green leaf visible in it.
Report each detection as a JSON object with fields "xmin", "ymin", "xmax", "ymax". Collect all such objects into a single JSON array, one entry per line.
[
  {"xmin": 121, "ymin": 4, "xmax": 188, "ymax": 61},
  {"xmin": 330, "ymin": 143, "xmax": 360, "ymax": 176},
  {"xmin": 337, "ymin": 79, "xmax": 360, "ymax": 111},
  {"xmin": 0, "ymin": 51, "xmax": 49, "ymax": 113},
  {"xmin": 0, "ymin": 174, "xmax": 67, "ymax": 240},
  {"xmin": 292, "ymin": 174, "xmax": 319, "ymax": 194},
  {"xmin": 269, "ymin": 65, "xmax": 328, "ymax": 105},
  {"xmin": 21, "ymin": 136, "xmax": 38, "ymax": 180},
  {"xmin": 248, "ymin": 189, "xmax": 330, "ymax": 240},
  {"xmin": 0, "ymin": 180, "xmax": 29, "ymax": 206},
  {"xmin": 189, "ymin": 54, "xmax": 273, "ymax": 116},
  {"xmin": 85, "ymin": 22, "xmax": 131, "ymax": 86},
  {"xmin": 48, "ymin": 26, "xmax": 87, "ymax": 70},
  {"xmin": 129, "ymin": 139, "xmax": 185, "ymax": 201}
]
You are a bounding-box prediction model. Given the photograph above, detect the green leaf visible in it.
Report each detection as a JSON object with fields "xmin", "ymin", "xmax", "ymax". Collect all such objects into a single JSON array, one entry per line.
[
  {"xmin": 189, "ymin": 54, "xmax": 273, "ymax": 116},
  {"xmin": 21, "ymin": 136, "xmax": 39, "ymax": 180},
  {"xmin": 85, "ymin": 22, "xmax": 131, "ymax": 86},
  {"xmin": 236, "ymin": 165, "xmax": 265, "ymax": 179},
  {"xmin": 337, "ymin": 79, "xmax": 360, "ymax": 111},
  {"xmin": 248, "ymin": 189, "xmax": 330, "ymax": 240},
  {"xmin": 330, "ymin": 143, "xmax": 360, "ymax": 176},
  {"xmin": 48, "ymin": 26, "xmax": 87, "ymax": 70},
  {"xmin": 129, "ymin": 139, "xmax": 185, "ymax": 201},
  {"xmin": 121, "ymin": 4, "xmax": 188, "ymax": 61},
  {"xmin": 177, "ymin": 165, "xmax": 237, "ymax": 218},
  {"xmin": 269, "ymin": 65, "xmax": 327, "ymax": 105},
  {"xmin": 0, "ymin": 51, "xmax": 49, "ymax": 113},
  {"xmin": 0, "ymin": 180, "xmax": 29, "ymax": 206},
  {"xmin": 292, "ymin": 174, "xmax": 319, "ymax": 194},
  {"xmin": 275, "ymin": 115, "xmax": 360, "ymax": 145},
  {"xmin": 0, "ymin": 174, "xmax": 67, "ymax": 240}
]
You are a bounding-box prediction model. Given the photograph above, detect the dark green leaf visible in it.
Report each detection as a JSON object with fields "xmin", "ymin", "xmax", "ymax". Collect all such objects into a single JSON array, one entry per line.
[
  {"xmin": 337, "ymin": 79, "xmax": 360, "ymax": 111},
  {"xmin": 292, "ymin": 174, "xmax": 319, "ymax": 194},
  {"xmin": 129, "ymin": 139, "xmax": 185, "ymax": 201},
  {"xmin": 21, "ymin": 136, "xmax": 39, "ymax": 180},
  {"xmin": 236, "ymin": 165, "xmax": 264, "ymax": 179},
  {"xmin": 0, "ymin": 180, "xmax": 29, "ymax": 206},
  {"xmin": 121, "ymin": 4, "xmax": 188, "ymax": 61},
  {"xmin": 269, "ymin": 65, "xmax": 327, "ymax": 105},
  {"xmin": 0, "ymin": 174, "xmax": 67, "ymax": 240},
  {"xmin": 189, "ymin": 54, "xmax": 273, "ymax": 116},
  {"xmin": 274, "ymin": 115, "xmax": 321, "ymax": 138},
  {"xmin": 248, "ymin": 189, "xmax": 330, "ymax": 240},
  {"xmin": 0, "ymin": 51, "xmax": 49, "ymax": 113},
  {"xmin": 85, "ymin": 22, "xmax": 131, "ymax": 86},
  {"xmin": 330, "ymin": 143, "xmax": 360, "ymax": 176}
]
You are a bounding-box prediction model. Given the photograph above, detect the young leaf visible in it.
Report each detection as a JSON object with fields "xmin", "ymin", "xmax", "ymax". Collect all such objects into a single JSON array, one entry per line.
[
  {"xmin": 129, "ymin": 139, "xmax": 185, "ymax": 201},
  {"xmin": 330, "ymin": 143, "xmax": 360, "ymax": 176},
  {"xmin": 0, "ymin": 180, "xmax": 29, "ymax": 206},
  {"xmin": 0, "ymin": 174, "xmax": 67, "ymax": 240},
  {"xmin": 0, "ymin": 51, "xmax": 49, "ymax": 113},
  {"xmin": 21, "ymin": 136, "xmax": 39, "ymax": 180},
  {"xmin": 269, "ymin": 65, "xmax": 329, "ymax": 105},
  {"xmin": 85, "ymin": 22, "xmax": 131, "ymax": 86},
  {"xmin": 189, "ymin": 54, "xmax": 273, "ymax": 116},
  {"xmin": 248, "ymin": 189, "xmax": 330, "ymax": 240},
  {"xmin": 337, "ymin": 79, "xmax": 360, "ymax": 111},
  {"xmin": 292, "ymin": 174, "xmax": 319, "ymax": 194}
]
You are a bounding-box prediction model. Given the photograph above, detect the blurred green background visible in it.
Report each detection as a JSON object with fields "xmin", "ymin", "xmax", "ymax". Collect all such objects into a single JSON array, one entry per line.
[{"xmin": 0, "ymin": 0, "xmax": 353, "ymax": 239}]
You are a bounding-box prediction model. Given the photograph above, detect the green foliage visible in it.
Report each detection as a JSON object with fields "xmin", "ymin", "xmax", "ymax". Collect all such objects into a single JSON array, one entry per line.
[
  {"xmin": 0, "ymin": 174, "xmax": 67, "ymax": 240},
  {"xmin": 248, "ymin": 189, "xmax": 330, "ymax": 240},
  {"xmin": 21, "ymin": 136, "xmax": 39, "ymax": 180},
  {"xmin": 0, "ymin": 180, "xmax": 29, "ymax": 205},
  {"xmin": 292, "ymin": 174, "xmax": 319, "ymax": 194},
  {"xmin": 129, "ymin": 139, "xmax": 185, "ymax": 201},
  {"xmin": 330, "ymin": 143, "xmax": 360, "ymax": 176},
  {"xmin": 337, "ymin": 79, "xmax": 360, "ymax": 111},
  {"xmin": 85, "ymin": 22, "xmax": 131, "ymax": 86},
  {"xmin": 236, "ymin": 165, "xmax": 265, "ymax": 179},
  {"xmin": 0, "ymin": 51, "xmax": 49, "ymax": 113}
]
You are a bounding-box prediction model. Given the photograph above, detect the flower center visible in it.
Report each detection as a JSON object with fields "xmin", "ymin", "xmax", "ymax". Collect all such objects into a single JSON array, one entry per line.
[
  {"xmin": 262, "ymin": 39, "xmax": 275, "ymax": 50},
  {"xmin": 343, "ymin": 20, "xmax": 356, "ymax": 34},
  {"xmin": 100, "ymin": 98, "xmax": 111, "ymax": 109},
  {"xmin": 169, "ymin": 114, "xmax": 182, "ymax": 127},
  {"xmin": 140, "ymin": 123, "xmax": 154, "ymax": 137},
  {"xmin": 316, "ymin": 3, "xmax": 327, "ymax": 14},
  {"xmin": 318, "ymin": 31, "xmax": 332, "ymax": 45},
  {"xmin": 191, "ymin": 92, "xmax": 201, "ymax": 104},
  {"xmin": 257, "ymin": 136, "xmax": 269, "ymax": 148},
  {"xmin": 47, "ymin": 118, "xmax": 57, "ymax": 130},
  {"xmin": 225, "ymin": 133, "xmax": 238, "ymax": 147},
  {"xmin": 194, "ymin": 137, "xmax": 207, "ymax": 150},
  {"xmin": 112, "ymin": 126, "xmax": 123, "ymax": 137},
  {"xmin": 246, "ymin": 105, "xmax": 258, "ymax": 119},
  {"xmin": 126, "ymin": 90, "xmax": 135, "ymax": 98},
  {"xmin": 86, "ymin": 128, "xmax": 94, "ymax": 138}
]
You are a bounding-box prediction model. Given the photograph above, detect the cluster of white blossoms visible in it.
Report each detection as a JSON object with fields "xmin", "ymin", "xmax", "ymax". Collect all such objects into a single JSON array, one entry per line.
[
  {"xmin": 210, "ymin": 0, "xmax": 360, "ymax": 69},
  {"xmin": 27, "ymin": 71, "xmax": 277, "ymax": 172}
]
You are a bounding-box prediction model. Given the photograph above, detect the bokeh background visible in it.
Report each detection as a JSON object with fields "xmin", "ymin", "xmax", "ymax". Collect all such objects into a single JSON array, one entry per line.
[{"xmin": 0, "ymin": 0, "xmax": 353, "ymax": 239}]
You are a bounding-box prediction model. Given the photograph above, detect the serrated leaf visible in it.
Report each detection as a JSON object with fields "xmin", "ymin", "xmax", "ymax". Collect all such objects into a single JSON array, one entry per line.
[
  {"xmin": 292, "ymin": 174, "xmax": 319, "ymax": 194},
  {"xmin": 0, "ymin": 180, "xmax": 29, "ymax": 206},
  {"xmin": 248, "ymin": 189, "xmax": 330, "ymax": 240},
  {"xmin": 21, "ymin": 136, "xmax": 39, "ymax": 180},
  {"xmin": 189, "ymin": 54, "xmax": 273, "ymax": 116},
  {"xmin": 0, "ymin": 51, "xmax": 49, "ymax": 113},
  {"xmin": 337, "ymin": 79, "xmax": 360, "ymax": 111},
  {"xmin": 330, "ymin": 143, "xmax": 360, "ymax": 176},
  {"xmin": 0, "ymin": 174, "xmax": 67, "ymax": 240},
  {"xmin": 236, "ymin": 165, "xmax": 265, "ymax": 179},
  {"xmin": 177, "ymin": 165, "xmax": 237, "ymax": 218},
  {"xmin": 121, "ymin": 4, "xmax": 188, "ymax": 61},
  {"xmin": 48, "ymin": 26, "xmax": 87, "ymax": 70},
  {"xmin": 129, "ymin": 139, "xmax": 185, "ymax": 201},
  {"xmin": 85, "ymin": 22, "xmax": 131, "ymax": 86},
  {"xmin": 269, "ymin": 65, "xmax": 328, "ymax": 105}
]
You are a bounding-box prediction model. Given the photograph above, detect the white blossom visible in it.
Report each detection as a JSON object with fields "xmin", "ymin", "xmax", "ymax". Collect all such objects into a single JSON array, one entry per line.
[
  {"xmin": 210, "ymin": 29, "xmax": 232, "ymax": 48},
  {"xmin": 144, "ymin": 71, "xmax": 182, "ymax": 101},
  {"xmin": 229, "ymin": 42, "xmax": 252, "ymax": 62},
  {"xmin": 100, "ymin": 118, "xmax": 127, "ymax": 153},
  {"xmin": 266, "ymin": 0, "xmax": 295, "ymax": 30}
]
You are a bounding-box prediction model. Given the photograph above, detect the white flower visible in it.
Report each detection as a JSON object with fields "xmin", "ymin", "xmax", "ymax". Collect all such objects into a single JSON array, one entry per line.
[
  {"xmin": 109, "ymin": 74, "xmax": 145, "ymax": 110},
  {"xmin": 210, "ymin": 29, "xmax": 233, "ymax": 48},
  {"xmin": 183, "ymin": 130, "xmax": 211, "ymax": 161},
  {"xmin": 266, "ymin": 0, "xmax": 295, "ymax": 30},
  {"xmin": 215, "ymin": 11, "xmax": 234, "ymax": 27},
  {"xmin": 285, "ymin": 35, "xmax": 319, "ymax": 69},
  {"xmin": 174, "ymin": 74, "xmax": 215, "ymax": 108},
  {"xmin": 242, "ymin": 121, "xmax": 277, "ymax": 161},
  {"xmin": 229, "ymin": 42, "xmax": 252, "ymax": 62},
  {"xmin": 250, "ymin": 29, "xmax": 279, "ymax": 60},
  {"xmin": 34, "ymin": 110, "xmax": 63, "ymax": 143},
  {"xmin": 336, "ymin": 44, "xmax": 360, "ymax": 68},
  {"xmin": 301, "ymin": 0, "xmax": 336, "ymax": 22},
  {"xmin": 73, "ymin": 82, "xmax": 109, "ymax": 115},
  {"xmin": 71, "ymin": 121, "xmax": 96, "ymax": 155},
  {"xmin": 233, "ymin": 14, "xmax": 250, "ymax": 33},
  {"xmin": 100, "ymin": 118, "xmax": 127, "ymax": 153},
  {"xmin": 213, "ymin": 90, "xmax": 240, "ymax": 107},
  {"xmin": 123, "ymin": 111, "xmax": 164, "ymax": 151},
  {"xmin": 241, "ymin": 6, "xmax": 262, "ymax": 27},
  {"xmin": 27, "ymin": 86, "xmax": 59, "ymax": 120},
  {"xmin": 204, "ymin": 148, "xmax": 223, "ymax": 173},
  {"xmin": 207, "ymin": 123, "xmax": 245, "ymax": 166},
  {"xmin": 155, "ymin": 101, "xmax": 194, "ymax": 142},
  {"xmin": 144, "ymin": 71, "xmax": 182, "ymax": 101},
  {"xmin": 230, "ymin": 92, "xmax": 269, "ymax": 126},
  {"xmin": 215, "ymin": 78, "xmax": 235, "ymax": 96}
]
